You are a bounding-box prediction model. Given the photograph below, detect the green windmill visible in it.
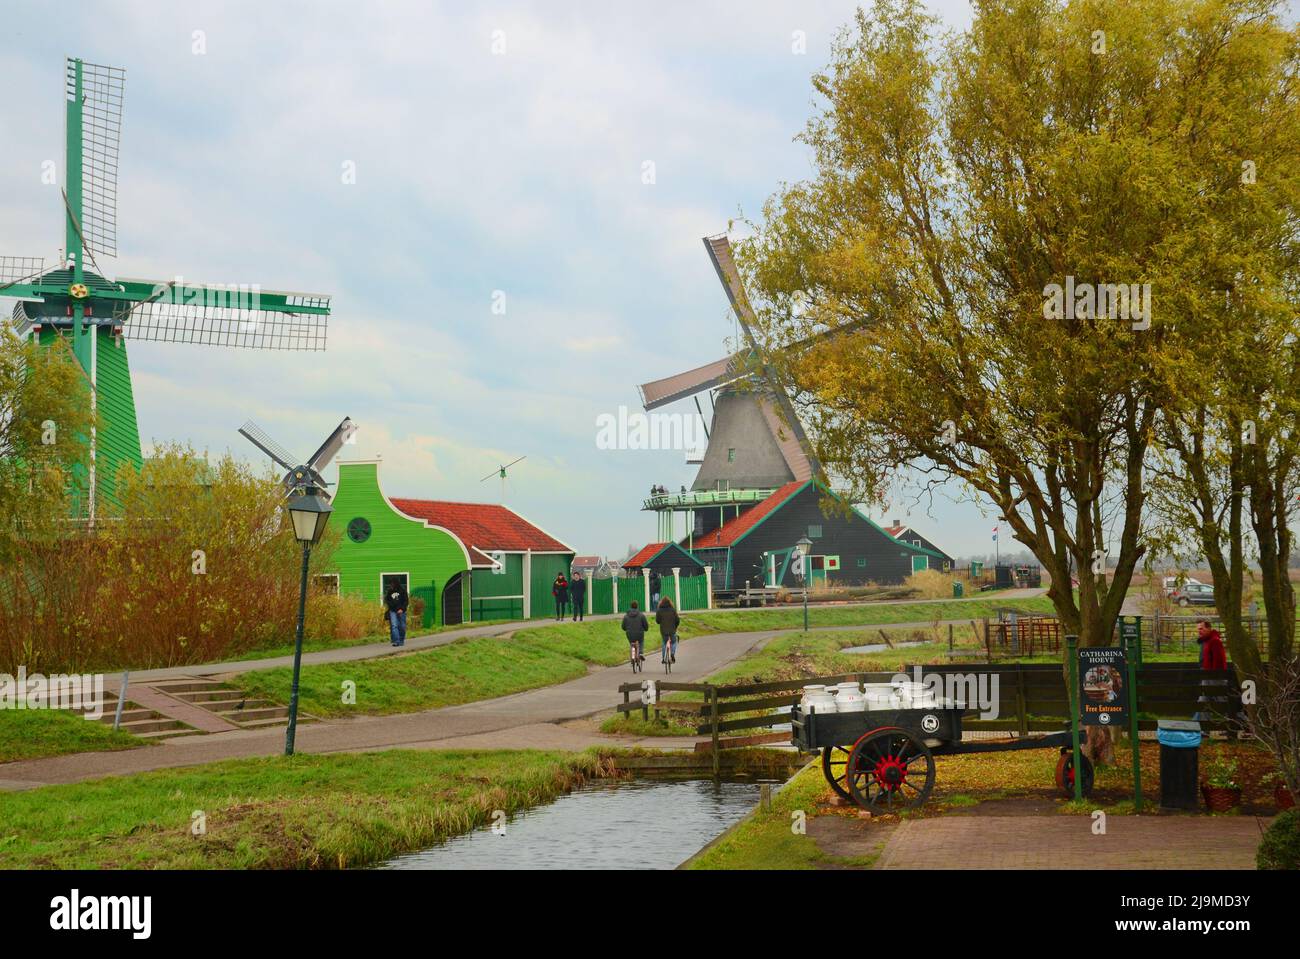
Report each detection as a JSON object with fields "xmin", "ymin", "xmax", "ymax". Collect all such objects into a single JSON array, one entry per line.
[{"xmin": 0, "ymin": 57, "xmax": 332, "ymax": 518}]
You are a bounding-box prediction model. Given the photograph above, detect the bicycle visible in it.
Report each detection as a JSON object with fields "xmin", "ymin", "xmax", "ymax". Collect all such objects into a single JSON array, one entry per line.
[{"xmin": 629, "ymin": 640, "xmax": 642, "ymax": 673}]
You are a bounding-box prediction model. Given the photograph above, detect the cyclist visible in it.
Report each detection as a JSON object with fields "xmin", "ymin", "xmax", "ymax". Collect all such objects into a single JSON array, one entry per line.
[
  {"xmin": 655, "ymin": 595, "xmax": 680, "ymax": 664},
  {"xmin": 621, "ymin": 600, "xmax": 649, "ymax": 665}
]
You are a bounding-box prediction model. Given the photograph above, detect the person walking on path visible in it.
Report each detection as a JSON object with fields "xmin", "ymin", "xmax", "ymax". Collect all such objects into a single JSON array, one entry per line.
[
  {"xmin": 649, "ymin": 569, "xmax": 662, "ymax": 608},
  {"xmin": 552, "ymin": 573, "xmax": 570, "ymax": 621},
  {"xmin": 569, "ymin": 571, "xmax": 587, "ymax": 622},
  {"xmin": 622, "ymin": 600, "xmax": 648, "ymax": 664},
  {"xmin": 384, "ymin": 580, "xmax": 409, "ymax": 647},
  {"xmin": 655, "ymin": 595, "xmax": 680, "ymax": 664},
  {"xmin": 1195, "ymin": 619, "xmax": 1228, "ymax": 722}
]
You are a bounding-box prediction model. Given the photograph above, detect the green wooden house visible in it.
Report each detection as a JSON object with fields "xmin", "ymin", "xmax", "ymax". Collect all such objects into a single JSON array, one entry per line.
[{"xmin": 326, "ymin": 460, "xmax": 574, "ymax": 627}]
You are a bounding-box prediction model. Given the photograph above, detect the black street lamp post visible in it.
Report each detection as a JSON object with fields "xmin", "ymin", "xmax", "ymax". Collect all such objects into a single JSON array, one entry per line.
[{"xmin": 284, "ymin": 485, "xmax": 332, "ymax": 757}]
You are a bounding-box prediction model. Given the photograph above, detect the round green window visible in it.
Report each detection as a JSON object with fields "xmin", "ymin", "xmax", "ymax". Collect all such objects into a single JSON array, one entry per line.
[{"xmin": 347, "ymin": 517, "xmax": 372, "ymax": 543}]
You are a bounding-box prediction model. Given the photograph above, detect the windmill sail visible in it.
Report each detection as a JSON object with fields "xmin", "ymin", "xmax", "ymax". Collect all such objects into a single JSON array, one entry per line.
[
  {"xmin": 638, "ymin": 353, "xmax": 748, "ymax": 411},
  {"xmin": 113, "ymin": 280, "xmax": 330, "ymax": 350},
  {"xmin": 238, "ymin": 420, "xmax": 298, "ymax": 472},
  {"xmin": 0, "ymin": 256, "xmax": 48, "ymax": 289},
  {"xmin": 307, "ymin": 417, "xmax": 358, "ymax": 473},
  {"xmin": 71, "ymin": 59, "xmax": 125, "ymax": 259}
]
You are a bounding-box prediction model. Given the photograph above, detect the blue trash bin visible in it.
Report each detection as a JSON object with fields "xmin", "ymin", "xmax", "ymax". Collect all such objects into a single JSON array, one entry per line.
[{"xmin": 1157, "ymin": 719, "xmax": 1202, "ymax": 811}]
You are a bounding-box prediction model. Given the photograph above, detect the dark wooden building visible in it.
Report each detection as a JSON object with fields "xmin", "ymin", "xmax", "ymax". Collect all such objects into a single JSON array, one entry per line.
[
  {"xmin": 687, "ymin": 480, "xmax": 942, "ymax": 589},
  {"xmin": 623, "ymin": 541, "xmax": 706, "ymax": 577},
  {"xmin": 882, "ymin": 521, "xmax": 955, "ymax": 572}
]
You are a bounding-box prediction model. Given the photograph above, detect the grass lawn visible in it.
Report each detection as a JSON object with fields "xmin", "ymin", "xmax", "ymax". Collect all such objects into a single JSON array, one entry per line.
[
  {"xmin": 0, "ymin": 748, "xmax": 618, "ymax": 869},
  {"xmin": 220, "ymin": 618, "xmax": 518, "ymax": 663},
  {"xmin": 687, "ymin": 596, "xmax": 1053, "ymax": 633},
  {"xmin": 685, "ymin": 760, "xmax": 879, "ymax": 869},
  {"xmin": 0, "ymin": 710, "xmax": 147, "ymax": 764},
  {"xmin": 232, "ymin": 618, "xmax": 720, "ymax": 718}
]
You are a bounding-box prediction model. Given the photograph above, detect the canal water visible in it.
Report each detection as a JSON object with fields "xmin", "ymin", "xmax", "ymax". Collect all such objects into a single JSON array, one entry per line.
[{"xmin": 379, "ymin": 778, "xmax": 770, "ymax": 870}]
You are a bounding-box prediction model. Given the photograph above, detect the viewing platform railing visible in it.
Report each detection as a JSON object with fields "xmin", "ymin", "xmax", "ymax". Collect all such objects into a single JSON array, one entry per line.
[{"xmin": 641, "ymin": 488, "xmax": 776, "ymax": 511}]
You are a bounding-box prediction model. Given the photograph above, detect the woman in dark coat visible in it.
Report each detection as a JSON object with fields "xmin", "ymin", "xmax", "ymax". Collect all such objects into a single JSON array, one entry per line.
[
  {"xmin": 655, "ymin": 596, "xmax": 680, "ymax": 664},
  {"xmin": 552, "ymin": 573, "xmax": 569, "ymax": 621}
]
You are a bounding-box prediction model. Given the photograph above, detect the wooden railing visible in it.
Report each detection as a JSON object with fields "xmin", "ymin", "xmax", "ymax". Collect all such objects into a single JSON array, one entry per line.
[{"xmin": 616, "ymin": 662, "xmax": 1241, "ymax": 773}]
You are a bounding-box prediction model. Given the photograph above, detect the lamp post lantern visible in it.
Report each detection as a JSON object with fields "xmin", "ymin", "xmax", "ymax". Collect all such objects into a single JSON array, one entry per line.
[
  {"xmin": 796, "ymin": 535, "xmax": 813, "ymax": 632},
  {"xmin": 284, "ymin": 485, "xmax": 332, "ymax": 756}
]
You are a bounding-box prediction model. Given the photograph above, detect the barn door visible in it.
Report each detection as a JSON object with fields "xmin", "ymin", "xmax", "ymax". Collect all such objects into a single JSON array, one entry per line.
[
  {"xmin": 442, "ymin": 573, "xmax": 464, "ymax": 626},
  {"xmin": 911, "ymin": 555, "xmax": 929, "ymax": 574}
]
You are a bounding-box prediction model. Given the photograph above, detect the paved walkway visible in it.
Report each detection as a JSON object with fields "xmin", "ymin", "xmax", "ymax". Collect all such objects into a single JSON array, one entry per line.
[{"xmin": 871, "ymin": 815, "xmax": 1264, "ymax": 869}]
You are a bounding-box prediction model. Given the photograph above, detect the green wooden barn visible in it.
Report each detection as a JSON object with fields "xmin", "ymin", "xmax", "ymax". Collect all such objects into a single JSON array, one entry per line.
[{"xmin": 326, "ymin": 460, "xmax": 575, "ymax": 627}]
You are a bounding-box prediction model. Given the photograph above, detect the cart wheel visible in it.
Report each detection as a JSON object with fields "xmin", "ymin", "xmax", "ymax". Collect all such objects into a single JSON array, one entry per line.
[
  {"xmin": 845, "ymin": 727, "xmax": 935, "ymax": 812},
  {"xmin": 821, "ymin": 745, "xmax": 855, "ymax": 803},
  {"xmin": 1055, "ymin": 749, "xmax": 1095, "ymax": 798}
]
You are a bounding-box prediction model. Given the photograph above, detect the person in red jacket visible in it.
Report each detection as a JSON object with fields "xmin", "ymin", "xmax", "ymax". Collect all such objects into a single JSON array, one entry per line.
[
  {"xmin": 1197, "ymin": 620, "xmax": 1227, "ymax": 671},
  {"xmin": 1195, "ymin": 619, "xmax": 1228, "ymax": 723}
]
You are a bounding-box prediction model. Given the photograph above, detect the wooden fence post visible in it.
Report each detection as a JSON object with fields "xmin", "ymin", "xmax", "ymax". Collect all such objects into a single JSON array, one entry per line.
[
  {"xmin": 710, "ymin": 686, "xmax": 720, "ymax": 778},
  {"xmin": 1015, "ymin": 665, "xmax": 1028, "ymax": 738}
]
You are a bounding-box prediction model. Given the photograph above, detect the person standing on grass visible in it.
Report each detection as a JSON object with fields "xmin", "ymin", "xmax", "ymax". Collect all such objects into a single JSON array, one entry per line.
[
  {"xmin": 655, "ymin": 595, "xmax": 680, "ymax": 663},
  {"xmin": 622, "ymin": 600, "xmax": 648, "ymax": 663},
  {"xmin": 569, "ymin": 571, "xmax": 587, "ymax": 622},
  {"xmin": 552, "ymin": 572, "xmax": 569, "ymax": 621},
  {"xmin": 384, "ymin": 580, "xmax": 409, "ymax": 647}
]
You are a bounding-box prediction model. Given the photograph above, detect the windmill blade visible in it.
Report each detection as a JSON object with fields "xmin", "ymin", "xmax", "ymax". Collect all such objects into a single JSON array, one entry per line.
[
  {"xmin": 71, "ymin": 59, "xmax": 125, "ymax": 259},
  {"xmin": 112, "ymin": 279, "xmax": 330, "ymax": 351},
  {"xmin": 704, "ymin": 234, "xmax": 760, "ymax": 348},
  {"xmin": 306, "ymin": 417, "xmax": 358, "ymax": 473},
  {"xmin": 638, "ymin": 353, "xmax": 749, "ymax": 411},
  {"xmin": 238, "ymin": 420, "xmax": 299, "ymax": 472},
  {"xmin": 0, "ymin": 256, "xmax": 48, "ymax": 292}
]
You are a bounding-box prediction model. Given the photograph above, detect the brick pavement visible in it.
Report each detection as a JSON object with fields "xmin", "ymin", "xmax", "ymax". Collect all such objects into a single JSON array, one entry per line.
[{"xmin": 870, "ymin": 814, "xmax": 1265, "ymax": 869}]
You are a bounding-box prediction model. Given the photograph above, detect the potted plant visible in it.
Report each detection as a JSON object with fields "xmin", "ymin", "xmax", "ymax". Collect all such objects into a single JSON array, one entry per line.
[
  {"xmin": 1262, "ymin": 772, "xmax": 1296, "ymax": 811},
  {"xmin": 1201, "ymin": 752, "xmax": 1242, "ymax": 812}
]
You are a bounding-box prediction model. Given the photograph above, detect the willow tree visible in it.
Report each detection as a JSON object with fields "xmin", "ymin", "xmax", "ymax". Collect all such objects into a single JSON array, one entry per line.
[
  {"xmin": 0, "ymin": 328, "xmax": 95, "ymax": 560},
  {"xmin": 741, "ymin": 0, "xmax": 1297, "ymax": 666}
]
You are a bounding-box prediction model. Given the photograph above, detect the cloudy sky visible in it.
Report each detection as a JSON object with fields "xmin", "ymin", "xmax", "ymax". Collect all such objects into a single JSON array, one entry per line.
[{"xmin": 5, "ymin": 0, "xmax": 1277, "ymax": 562}]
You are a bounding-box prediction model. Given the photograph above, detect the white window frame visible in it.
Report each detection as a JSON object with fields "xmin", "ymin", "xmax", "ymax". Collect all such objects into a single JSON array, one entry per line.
[{"xmin": 380, "ymin": 571, "xmax": 410, "ymax": 599}]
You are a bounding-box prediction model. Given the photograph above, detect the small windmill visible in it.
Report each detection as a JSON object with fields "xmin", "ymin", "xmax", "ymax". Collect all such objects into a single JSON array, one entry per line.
[
  {"xmin": 480, "ymin": 455, "xmax": 526, "ymax": 502},
  {"xmin": 0, "ymin": 58, "xmax": 332, "ymax": 518},
  {"xmin": 238, "ymin": 417, "xmax": 357, "ymax": 496}
]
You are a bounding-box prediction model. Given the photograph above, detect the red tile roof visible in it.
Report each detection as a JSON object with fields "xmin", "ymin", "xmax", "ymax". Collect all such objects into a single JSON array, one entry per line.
[
  {"xmin": 390, "ymin": 499, "xmax": 570, "ymax": 556},
  {"xmin": 571, "ymin": 555, "xmax": 604, "ymax": 567},
  {"xmin": 700, "ymin": 481, "xmax": 808, "ymax": 548},
  {"xmin": 884, "ymin": 525, "xmax": 908, "ymax": 538},
  {"xmin": 624, "ymin": 542, "xmax": 668, "ymax": 567}
]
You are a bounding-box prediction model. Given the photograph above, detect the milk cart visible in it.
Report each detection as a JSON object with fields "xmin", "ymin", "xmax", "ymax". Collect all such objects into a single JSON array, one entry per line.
[{"xmin": 790, "ymin": 702, "xmax": 1094, "ymax": 811}]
